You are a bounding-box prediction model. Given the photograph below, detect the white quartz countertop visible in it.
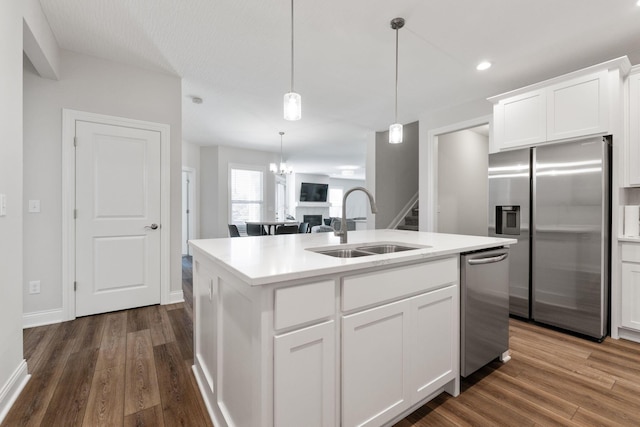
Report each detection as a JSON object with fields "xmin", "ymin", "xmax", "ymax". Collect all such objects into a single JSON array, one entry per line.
[{"xmin": 189, "ymin": 229, "xmax": 516, "ymax": 286}]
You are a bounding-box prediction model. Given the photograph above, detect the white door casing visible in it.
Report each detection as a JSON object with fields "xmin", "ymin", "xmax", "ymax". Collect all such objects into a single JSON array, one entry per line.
[{"xmin": 62, "ymin": 110, "xmax": 171, "ymax": 320}]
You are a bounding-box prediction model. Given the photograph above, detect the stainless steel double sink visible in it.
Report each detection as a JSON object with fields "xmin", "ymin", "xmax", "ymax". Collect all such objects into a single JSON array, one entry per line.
[{"xmin": 307, "ymin": 242, "xmax": 430, "ymax": 258}]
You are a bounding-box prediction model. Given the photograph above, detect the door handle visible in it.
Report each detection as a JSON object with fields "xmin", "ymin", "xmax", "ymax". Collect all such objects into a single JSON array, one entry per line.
[
  {"xmin": 467, "ymin": 253, "xmax": 508, "ymax": 265},
  {"xmin": 145, "ymin": 223, "xmax": 159, "ymax": 230}
]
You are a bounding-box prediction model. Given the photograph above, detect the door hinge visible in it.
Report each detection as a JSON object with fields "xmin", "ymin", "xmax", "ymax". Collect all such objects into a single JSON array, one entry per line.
[
  {"xmin": 73, "ymin": 136, "xmax": 77, "ymax": 147},
  {"xmin": 74, "ymin": 281, "xmax": 77, "ymax": 291},
  {"xmin": 74, "ymin": 209, "xmax": 77, "ymax": 219}
]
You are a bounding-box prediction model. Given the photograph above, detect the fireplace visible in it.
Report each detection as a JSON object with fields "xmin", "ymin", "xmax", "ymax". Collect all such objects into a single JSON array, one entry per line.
[{"xmin": 303, "ymin": 214, "xmax": 323, "ymax": 228}]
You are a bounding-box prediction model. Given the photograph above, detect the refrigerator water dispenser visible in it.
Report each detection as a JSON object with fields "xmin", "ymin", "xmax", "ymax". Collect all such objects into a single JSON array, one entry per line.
[{"xmin": 496, "ymin": 206, "xmax": 520, "ymax": 235}]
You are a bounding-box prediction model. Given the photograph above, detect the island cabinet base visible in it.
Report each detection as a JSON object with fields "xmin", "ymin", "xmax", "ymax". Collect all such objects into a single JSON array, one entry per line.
[{"xmin": 191, "ymin": 248, "xmax": 460, "ymax": 427}]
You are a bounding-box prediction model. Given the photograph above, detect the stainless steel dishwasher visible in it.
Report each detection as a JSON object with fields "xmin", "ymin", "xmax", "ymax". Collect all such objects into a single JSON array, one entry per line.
[{"xmin": 460, "ymin": 247, "xmax": 510, "ymax": 377}]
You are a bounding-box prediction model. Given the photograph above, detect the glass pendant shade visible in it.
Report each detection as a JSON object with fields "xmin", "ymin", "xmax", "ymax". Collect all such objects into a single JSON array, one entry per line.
[
  {"xmin": 284, "ymin": 92, "xmax": 301, "ymax": 121},
  {"xmin": 389, "ymin": 123, "xmax": 403, "ymax": 144}
]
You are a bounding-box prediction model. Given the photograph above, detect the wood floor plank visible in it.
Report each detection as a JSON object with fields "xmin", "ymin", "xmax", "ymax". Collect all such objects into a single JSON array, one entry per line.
[
  {"xmin": 123, "ymin": 405, "xmax": 165, "ymax": 427},
  {"xmin": 72, "ymin": 314, "xmax": 106, "ymax": 353},
  {"xmin": 423, "ymin": 393, "xmax": 486, "ymax": 426},
  {"xmin": 572, "ymin": 406, "xmax": 639, "ymax": 427},
  {"xmin": 509, "ymin": 336, "xmax": 616, "ymax": 389},
  {"xmin": 124, "ymin": 330, "xmax": 161, "ymax": 415},
  {"xmin": 153, "ymin": 342, "xmax": 212, "ymax": 427},
  {"xmin": 147, "ymin": 305, "xmax": 176, "ymax": 346},
  {"xmin": 82, "ymin": 366, "xmax": 125, "ymax": 427},
  {"xmin": 22, "ymin": 323, "xmax": 60, "ymax": 373},
  {"xmin": 127, "ymin": 307, "xmax": 150, "ymax": 333},
  {"xmin": 509, "ymin": 349, "xmax": 640, "ymax": 426},
  {"xmin": 480, "ymin": 365, "xmax": 579, "ymax": 418},
  {"xmin": 166, "ymin": 308, "xmax": 194, "ymax": 361},
  {"xmin": 41, "ymin": 348, "xmax": 99, "ymax": 427},
  {"xmin": 95, "ymin": 311, "xmax": 128, "ymax": 371},
  {"xmin": 2, "ymin": 322, "xmax": 79, "ymax": 426}
]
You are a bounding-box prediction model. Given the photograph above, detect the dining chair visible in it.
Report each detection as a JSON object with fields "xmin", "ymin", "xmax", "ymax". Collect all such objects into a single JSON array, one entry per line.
[
  {"xmin": 275, "ymin": 225, "xmax": 299, "ymax": 234},
  {"xmin": 247, "ymin": 223, "xmax": 264, "ymax": 236},
  {"xmin": 228, "ymin": 224, "xmax": 241, "ymax": 237},
  {"xmin": 298, "ymin": 222, "xmax": 310, "ymax": 233}
]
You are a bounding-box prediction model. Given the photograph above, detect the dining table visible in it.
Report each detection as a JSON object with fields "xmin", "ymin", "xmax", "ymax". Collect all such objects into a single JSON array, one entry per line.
[{"xmin": 245, "ymin": 220, "xmax": 299, "ymax": 235}]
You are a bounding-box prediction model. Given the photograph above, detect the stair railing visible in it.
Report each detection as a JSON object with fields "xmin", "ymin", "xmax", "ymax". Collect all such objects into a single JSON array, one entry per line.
[{"xmin": 386, "ymin": 191, "xmax": 419, "ymax": 230}]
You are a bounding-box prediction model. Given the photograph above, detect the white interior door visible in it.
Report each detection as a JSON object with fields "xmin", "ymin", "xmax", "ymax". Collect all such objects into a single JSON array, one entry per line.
[{"xmin": 75, "ymin": 120, "xmax": 161, "ymax": 317}]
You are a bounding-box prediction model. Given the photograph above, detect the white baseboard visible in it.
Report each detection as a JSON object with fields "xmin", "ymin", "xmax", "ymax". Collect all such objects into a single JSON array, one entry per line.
[
  {"xmin": 168, "ymin": 289, "xmax": 185, "ymax": 304},
  {"xmin": 23, "ymin": 308, "xmax": 64, "ymax": 329},
  {"xmin": 0, "ymin": 360, "xmax": 30, "ymax": 424},
  {"xmin": 617, "ymin": 327, "xmax": 640, "ymax": 344}
]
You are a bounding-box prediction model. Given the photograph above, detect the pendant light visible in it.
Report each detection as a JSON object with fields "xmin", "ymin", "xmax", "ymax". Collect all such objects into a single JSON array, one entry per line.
[
  {"xmin": 284, "ymin": 0, "xmax": 301, "ymax": 120},
  {"xmin": 389, "ymin": 17, "xmax": 405, "ymax": 144},
  {"xmin": 270, "ymin": 132, "xmax": 293, "ymax": 175}
]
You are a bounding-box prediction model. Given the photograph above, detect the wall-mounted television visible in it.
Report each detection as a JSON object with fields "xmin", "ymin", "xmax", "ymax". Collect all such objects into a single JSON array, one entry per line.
[{"xmin": 300, "ymin": 182, "xmax": 328, "ymax": 202}]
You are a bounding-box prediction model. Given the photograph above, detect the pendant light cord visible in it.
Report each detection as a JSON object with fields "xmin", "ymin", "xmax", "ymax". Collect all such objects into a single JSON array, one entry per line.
[
  {"xmin": 290, "ymin": 0, "xmax": 294, "ymax": 92},
  {"xmin": 394, "ymin": 26, "xmax": 399, "ymax": 123}
]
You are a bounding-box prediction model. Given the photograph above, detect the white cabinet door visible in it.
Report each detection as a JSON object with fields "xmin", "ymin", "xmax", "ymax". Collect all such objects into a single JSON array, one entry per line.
[
  {"xmin": 274, "ymin": 321, "xmax": 335, "ymax": 427},
  {"xmin": 494, "ymin": 89, "xmax": 546, "ymax": 150},
  {"xmin": 410, "ymin": 285, "xmax": 457, "ymax": 402},
  {"xmin": 547, "ymin": 70, "xmax": 609, "ymax": 141},
  {"xmin": 342, "ymin": 299, "xmax": 411, "ymax": 427},
  {"xmin": 628, "ymin": 72, "xmax": 640, "ymax": 186},
  {"xmin": 621, "ymin": 263, "xmax": 640, "ymax": 331}
]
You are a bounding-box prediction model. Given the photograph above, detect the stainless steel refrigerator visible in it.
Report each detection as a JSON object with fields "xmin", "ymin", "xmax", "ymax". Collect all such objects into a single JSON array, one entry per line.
[{"xmin": 488, "ymin": 137, "xmax": 610, "ymax": 340}]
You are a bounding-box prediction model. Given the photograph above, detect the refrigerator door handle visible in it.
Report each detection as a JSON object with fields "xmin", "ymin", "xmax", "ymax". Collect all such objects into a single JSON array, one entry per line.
[{"xmin": 467, "ymin": 253, "xmax": 509, "ymax": 265}]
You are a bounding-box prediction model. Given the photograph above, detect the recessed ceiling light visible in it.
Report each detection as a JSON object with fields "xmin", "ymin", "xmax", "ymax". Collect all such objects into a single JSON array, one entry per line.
[{"xmin": 476, "ymin": 61, "xmax": 492, "ymax": 71}]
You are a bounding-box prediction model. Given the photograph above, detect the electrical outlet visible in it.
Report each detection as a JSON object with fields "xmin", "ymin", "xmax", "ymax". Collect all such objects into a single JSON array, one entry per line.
[
  {"xmin": 28, "ymin": 199, "xmax": 40, "ymax": 213},
  {"xmin": 29, "ymin": 280, "xmax": 41, "ymax": 294}
]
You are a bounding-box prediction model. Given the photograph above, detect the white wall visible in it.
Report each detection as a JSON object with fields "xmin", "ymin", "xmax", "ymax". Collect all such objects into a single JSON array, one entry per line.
[
  {"xmin": 328, "ymin": 178, "xmax": 368, "ymax": 218},
  {"xmin": 199, "ymin": 145, "xmax": 279, "ymax": 238},
  {"xmin": 23, "ymin": 49, "xmax": 183, "ymax": 317},
  {"xmin": 437, "ymin": 129, "xmax": 489, "ymax": 236},
  {"xmin": 0, "ymin": 0, "xmax": 27, "ymax": 420}
]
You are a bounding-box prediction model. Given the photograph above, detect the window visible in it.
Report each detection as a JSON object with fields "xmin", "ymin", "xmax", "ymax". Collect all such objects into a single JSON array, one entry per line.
[
  {"xmin": 230, "ymin": 167, "xmax": 264, "ymax": 233},
  {"xmin": 329, "ymin": 187, "xmax": 343, "ymax": 217}
]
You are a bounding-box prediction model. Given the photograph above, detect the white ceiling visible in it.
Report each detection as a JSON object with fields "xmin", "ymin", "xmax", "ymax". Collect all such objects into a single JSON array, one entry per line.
[{"xmin": 39, "ymin": 0, "xmax": 640, "ymax": 179}]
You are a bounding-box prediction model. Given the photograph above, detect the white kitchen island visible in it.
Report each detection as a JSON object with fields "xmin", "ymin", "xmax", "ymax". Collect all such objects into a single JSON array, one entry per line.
[{"xmin": 189, "ymin": 229, "xmax": 515, "ymax": 427}]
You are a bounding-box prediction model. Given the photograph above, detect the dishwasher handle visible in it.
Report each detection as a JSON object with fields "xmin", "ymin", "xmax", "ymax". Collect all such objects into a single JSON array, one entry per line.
[{"xmin": 467, "ymin": 253, "xmax": 508, "ymax": 265}]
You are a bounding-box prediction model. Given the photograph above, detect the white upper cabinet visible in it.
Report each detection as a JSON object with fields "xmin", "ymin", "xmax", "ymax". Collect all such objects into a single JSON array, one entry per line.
[
  {"xmin": 494, "ymin": 89, "xmax": 546, "ymax": 150},
  {"xmin": 489, "ymin": 58, "xmax": 629, "ymax": 152},
  {"xmin": 627, "ymin": 68, "xmax": 640, "ymax": 186},
  {"xmin": 546, "ymin": 70, "xmax": 609, "ymax": 141}
]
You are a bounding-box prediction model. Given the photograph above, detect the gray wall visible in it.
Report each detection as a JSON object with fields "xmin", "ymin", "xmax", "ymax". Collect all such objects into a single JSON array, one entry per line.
[
  {"xmin": 437, "ymin": 129, "xmax": 489, "ymax": 236},
  {"xmin": 375, "ymin": 121, "xmax": 419, "ymax": 228},
  {"xmin": 23, "ymin": 49, "xmax": 183, "ymax": 316},
  {"xmin": 0, "ymin": 0, "xmax": 25, "ymax": 401}
]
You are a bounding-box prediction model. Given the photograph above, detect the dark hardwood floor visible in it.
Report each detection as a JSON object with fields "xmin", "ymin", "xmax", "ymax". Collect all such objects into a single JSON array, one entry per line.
[
  {"xmin": 4, "ymin": 256, "xmax": 640, "ymax": 426},
  {"xmin": 2, "ymin": 256, "xmax": 211, "ymax": 427}
]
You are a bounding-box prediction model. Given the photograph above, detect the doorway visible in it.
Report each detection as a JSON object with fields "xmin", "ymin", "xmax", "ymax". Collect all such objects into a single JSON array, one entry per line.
[
  {"xmin": 423, "ymin": 115, "xmax": 492, "ymax": 234},
  {"xmin": 62, "ymin": 109, "xmax": 171, "ymax": 320},
  {"xmin": 437, "ymin": 125, "xmax": 489, "ymax": 236},
  {"xmin": 182, "ymin": 168, "xmax": 196, "ymax": 255}
]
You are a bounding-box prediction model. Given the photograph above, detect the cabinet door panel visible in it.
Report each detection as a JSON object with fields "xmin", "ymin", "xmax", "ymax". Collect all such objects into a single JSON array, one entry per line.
[
  {"xmin": 342, "ymin": 300, "xmax": 410, "ymax": 427},
  {"xmin": 622, "ymin": 263, "xmax": 640, "ymax": 330},
  {"xmin": 628, "ymin": 72, "xmax": 640, "ymax": 186},
  {"xmin": 193, "ymin": 261, "xmax": 216, "ymax": 394},
  {"xmin": 274, "ymin": 321, "xmax": 335, "ymax": 427},
  {"xmin": 496, "ymin": 89, "xmax": 546, "ymax": 150},
  {"xmin": 411, "ymin": 285, "xmax": 457, "ymax": 402},
  {"xmin": 547, "ymin": 71, "xmax": 608, "ymax": 141}
]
